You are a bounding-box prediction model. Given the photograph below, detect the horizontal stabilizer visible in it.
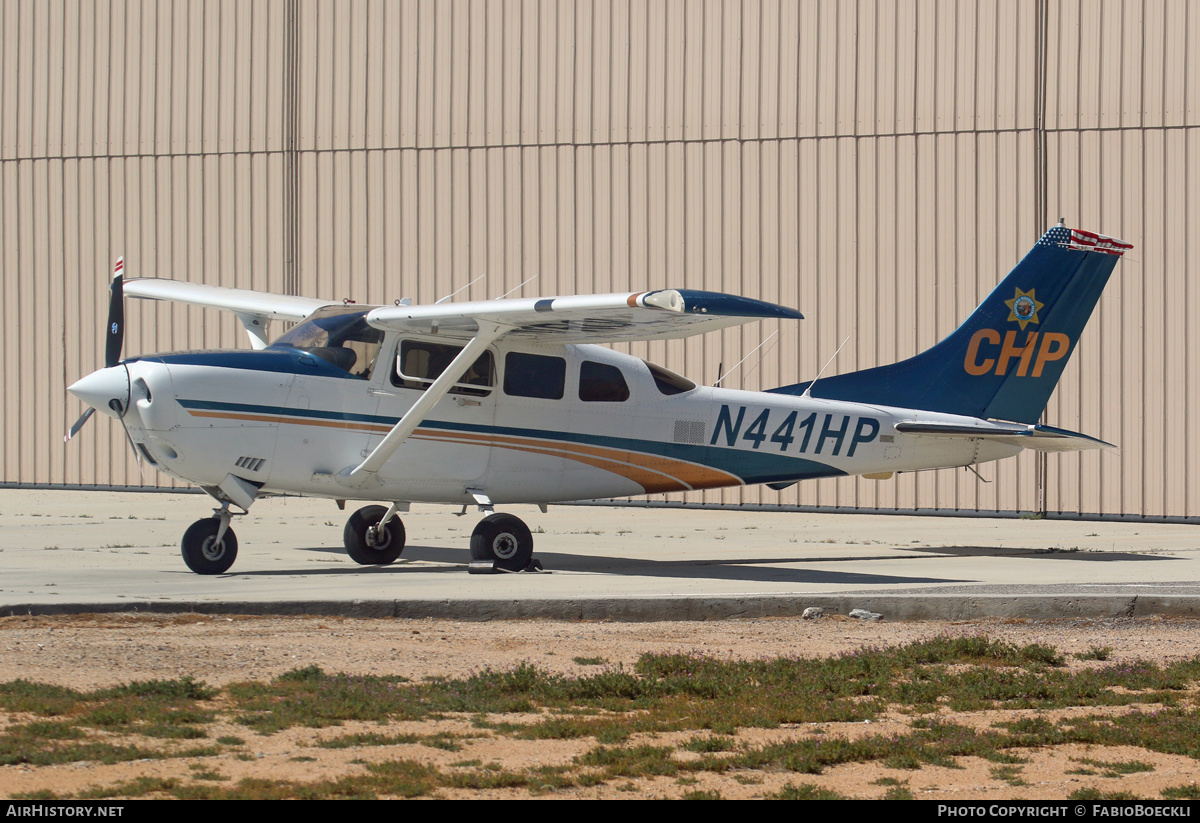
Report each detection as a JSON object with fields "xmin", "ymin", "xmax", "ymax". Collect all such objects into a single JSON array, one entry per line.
[{"xmin": 894, "ymin": 421, "xmax": 1115, "ymax": 453}]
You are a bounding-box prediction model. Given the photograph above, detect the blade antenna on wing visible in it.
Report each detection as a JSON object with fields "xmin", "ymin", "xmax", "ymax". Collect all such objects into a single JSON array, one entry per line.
[
  {"xmin": 495, "ymin": 275, "xmax": 538, "ymax": 300},
  {"xmin": 435, "ymin": 273, "xmax": 487, "ymax": 304}
]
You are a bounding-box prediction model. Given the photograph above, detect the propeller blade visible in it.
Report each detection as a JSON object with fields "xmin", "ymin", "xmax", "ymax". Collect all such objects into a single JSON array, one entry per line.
[
  {"xmin": 104, "ymin": 257, "xmax": 125, "ymax": 368},
  {"xmin": 120, "ymin": 420, "xmax": 145, "ymax": 483},
  {"xmin": 64, "ymin": 407, "xmax": 95, "ymax": 442},
  {"xmin": 67, "ymin": 257, "xmax": 128, "ymax": 448}
]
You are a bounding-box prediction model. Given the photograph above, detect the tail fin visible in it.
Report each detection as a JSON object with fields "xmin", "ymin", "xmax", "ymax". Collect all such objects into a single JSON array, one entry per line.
[{"xmin": 770, "ymin": 226, "xmax": 1130, "ymax": 424}]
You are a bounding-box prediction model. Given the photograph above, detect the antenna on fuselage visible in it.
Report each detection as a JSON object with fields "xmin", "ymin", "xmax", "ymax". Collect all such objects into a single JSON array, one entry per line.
[
  {"xmin": 741, "ymin": 332, "xmax": 781, "ymax": 384},
  {"xmin": 713, "ymin": 331, "xmax": 779, "ymax": 388},
  {"xmin": 802, "ymin": 334, "xmax": 852, "ymax": 399},
  {"xmin": 436, "ymin": 273, "xmax": 487, "ymax": 304}
]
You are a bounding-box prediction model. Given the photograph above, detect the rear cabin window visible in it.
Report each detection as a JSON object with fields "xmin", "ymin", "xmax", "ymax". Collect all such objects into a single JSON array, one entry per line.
[
  {"xmin": 579, "ymin": 360, "xmax": 630, "ymax": 402},
  {"xmin": 392, "ymin": 340, "xmax": 494, "ymax": 397},
  {"xmin": 645, "ymin": 360, "xmax": 696, "ymax": 395},
  {"xmin": 504, "ymin": 352, "xmax": 566, "ymax": 399}
]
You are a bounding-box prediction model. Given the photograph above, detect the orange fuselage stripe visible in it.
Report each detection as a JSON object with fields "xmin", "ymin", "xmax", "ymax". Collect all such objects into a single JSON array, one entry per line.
[{"xmin": 184, "ymin": 407, "xmax": 741, "ymax": 494}]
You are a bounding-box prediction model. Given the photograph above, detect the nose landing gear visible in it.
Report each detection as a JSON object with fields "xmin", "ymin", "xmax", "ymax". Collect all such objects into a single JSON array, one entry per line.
[
  {"xmin": 343, "ymin": 504, "xmax": 406, "ymax": 565},
  {"xmin": 180, "ymin": 503, "xmax": 241, "ymax": 574}
]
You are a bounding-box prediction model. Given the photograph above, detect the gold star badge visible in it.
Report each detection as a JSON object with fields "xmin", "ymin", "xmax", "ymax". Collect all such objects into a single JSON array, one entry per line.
[{"xmin": 1005, "ymin": 288, "xmax": 1043, "ymax": 331}]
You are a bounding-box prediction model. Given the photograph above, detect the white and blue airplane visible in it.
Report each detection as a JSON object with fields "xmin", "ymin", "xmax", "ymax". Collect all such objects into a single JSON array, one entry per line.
[{"xmin": 65, "ymin": 224, "xmax": 1130, "ymax": 575}]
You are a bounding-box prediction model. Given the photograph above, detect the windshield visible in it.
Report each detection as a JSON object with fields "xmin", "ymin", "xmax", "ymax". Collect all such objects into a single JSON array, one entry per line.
[{"xmin": 270, "ymin": 306, "xmax": 384, "ymax": 379}]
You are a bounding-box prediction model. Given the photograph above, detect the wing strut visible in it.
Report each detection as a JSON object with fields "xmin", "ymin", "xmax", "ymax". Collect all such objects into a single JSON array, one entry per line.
[
  {"xmin": 340, "ymin": 322, "xmax": 505, "ymax": 485},
  {"xmin": 235, "ymin": 313, "xmax": 272, "ymax": 349}
]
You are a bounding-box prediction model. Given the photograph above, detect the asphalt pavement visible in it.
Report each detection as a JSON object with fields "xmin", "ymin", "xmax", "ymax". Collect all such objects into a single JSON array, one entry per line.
[{"xmin": 1, "ymin": 489, "xmax": 1198, "ymax": 621}]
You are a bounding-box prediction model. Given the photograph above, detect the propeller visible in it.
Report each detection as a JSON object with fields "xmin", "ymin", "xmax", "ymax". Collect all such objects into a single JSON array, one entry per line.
[
  {"xmin": 65, "ymin": 257, "xmax": 126, "ymax": 442},
  {"xmin": 105, "ymin": 257, "xmax": 125, "ymax": 368}
]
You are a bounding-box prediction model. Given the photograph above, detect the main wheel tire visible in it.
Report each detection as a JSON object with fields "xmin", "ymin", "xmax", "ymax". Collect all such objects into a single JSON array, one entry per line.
[
  {"xmin": 470, "ymin": 513, "xmax": 533, "ymax": 572},
  {"xmin": 343, "ymin": 505, "xmax": 406, "ymax": 565},
  {"xmin": 180, "ymin": 517, "xmax": 238, "ymax": 575}
]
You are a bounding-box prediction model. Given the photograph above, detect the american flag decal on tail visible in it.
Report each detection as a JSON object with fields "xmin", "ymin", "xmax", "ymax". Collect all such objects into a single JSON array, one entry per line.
[{"xmin": 1068, "ymin": 228, "xmax": 1132, "ymax": 257}]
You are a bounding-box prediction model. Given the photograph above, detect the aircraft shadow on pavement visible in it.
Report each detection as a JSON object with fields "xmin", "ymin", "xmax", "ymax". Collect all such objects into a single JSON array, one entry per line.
[
  {"xmin": 902, "ymin": 546, "xmax": 1175, "ymax": 562},
  {"xmin": 277, "ymin": 544, "xmax": 965, "ymax": 586}
]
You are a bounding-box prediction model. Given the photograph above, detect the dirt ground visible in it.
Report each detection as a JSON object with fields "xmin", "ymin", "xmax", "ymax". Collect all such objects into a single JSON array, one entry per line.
[{"xmin": 3, "ymin": 612, "xmax": 1200, "ymax": 800}]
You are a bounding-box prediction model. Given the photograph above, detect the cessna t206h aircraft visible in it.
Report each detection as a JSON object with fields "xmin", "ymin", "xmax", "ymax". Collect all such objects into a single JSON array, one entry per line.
[{"xmin": 66, "ymin": 224, "xmax": 1129, "ymax": 575}]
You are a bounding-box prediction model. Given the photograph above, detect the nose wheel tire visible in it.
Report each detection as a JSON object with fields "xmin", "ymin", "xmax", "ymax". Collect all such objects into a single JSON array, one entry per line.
[
  {"xmin": 470, "ymin": 513, "xmax": 533, "ymax": 572},
  {"xmin": 181, "ymin": 517, "xmax": 238, "ymax": 575},
  {"xmin": 344, "ymin": 505, "xmax": 406, "ymax": 565}
]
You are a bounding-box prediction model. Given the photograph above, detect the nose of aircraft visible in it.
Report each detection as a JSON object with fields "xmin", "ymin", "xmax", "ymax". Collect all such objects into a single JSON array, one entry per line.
[{"xmin": 68, "ymin": 365, "xmax": 131, "ymax": 419}]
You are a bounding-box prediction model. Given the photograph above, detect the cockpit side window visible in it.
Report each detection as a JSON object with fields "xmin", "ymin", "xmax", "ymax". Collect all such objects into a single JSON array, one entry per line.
[
  {"xmin": 270, "ymin": 307, "xmax": 384, "ymax": 379},
  {"xmin": 392, "ymin": 340, "xmax": 494, "ymax": 396}
]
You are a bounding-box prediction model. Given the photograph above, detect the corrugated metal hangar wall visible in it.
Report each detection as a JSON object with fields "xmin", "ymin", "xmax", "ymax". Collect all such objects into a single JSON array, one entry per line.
[{"xmin": 2, "ymin": 0, "xmax": 1197, "ymax": 520}]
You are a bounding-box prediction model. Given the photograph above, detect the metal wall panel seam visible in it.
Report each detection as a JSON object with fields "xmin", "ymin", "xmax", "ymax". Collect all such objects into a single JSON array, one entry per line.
[{"xmin": 18, "ymin": 122, "xmax": 1200, "ymax": 163}]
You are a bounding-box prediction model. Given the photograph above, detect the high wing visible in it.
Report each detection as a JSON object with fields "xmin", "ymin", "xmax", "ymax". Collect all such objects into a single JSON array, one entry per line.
[
  {"xmin": 363, "ymin": 289, "xmax": 803, "ymax": 343},
  {"xmin": 894, "ymin": 421, "xmax": 1116, "ymax": 453},
  {"xmin": 125, "ymin": 281, "xmax": 802, "ymax": 347},
  {"xmin": 120, "ymin": 279, "xmax": 804, "ymax": 485},
  {"xmin": 124, "ymin": 279, "xmax": 338, "ymax": 349}
]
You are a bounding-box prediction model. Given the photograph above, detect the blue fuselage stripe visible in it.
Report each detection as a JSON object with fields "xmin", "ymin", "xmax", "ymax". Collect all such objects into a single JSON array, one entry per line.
[
  {"xmin": 133, "ymin": 349, "xmax": 363, "ymax": 380},
  {"xmin": 176, "ymin": 398, "xmax": 845, "ymax": 485}
]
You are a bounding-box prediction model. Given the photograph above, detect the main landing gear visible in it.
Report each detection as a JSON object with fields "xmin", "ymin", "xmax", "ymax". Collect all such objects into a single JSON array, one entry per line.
[
  {"xmin": 469, "ymin": 512, "xmax": 535, "ymax": 573},
  {"xmin": 340, "ymin": 505, "xmax": 538, "ymax": 573}
]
